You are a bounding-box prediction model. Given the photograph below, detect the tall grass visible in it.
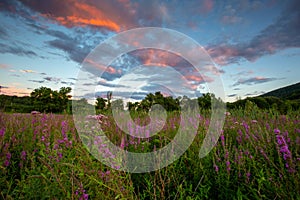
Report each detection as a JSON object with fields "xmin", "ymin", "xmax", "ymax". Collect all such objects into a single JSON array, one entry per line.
[{"xmin": 0, "ymin": 106, "xmax": 299, "ymax": 199}]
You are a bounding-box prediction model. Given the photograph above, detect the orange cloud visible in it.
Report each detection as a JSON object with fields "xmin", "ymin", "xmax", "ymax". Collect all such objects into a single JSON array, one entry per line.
[
  {"xmin": 135, "ymin": 49, "xmax": 182, "ymax": 67},
  {"xmin": 85, "ymin": 59, "xmax": 117, "ymax": 74},
  {"xmin": 50, "ymin": 1, "xmax": 121, "ymax": 31},
  {"xmin": 20, "ymin": 0, "xmax": 138, "ymax": 32}
]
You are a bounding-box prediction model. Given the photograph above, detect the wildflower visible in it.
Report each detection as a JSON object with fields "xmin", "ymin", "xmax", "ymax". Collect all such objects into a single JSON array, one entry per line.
[
  {"xmin": 31, "ymin": 111, "xmax": 40, "ymax": 115},
  {"xmin": 0, "ymin": 128, "xmax": 5, "ymax": 137},
  {"xmin": 225, "ymin": 150, "xmax": 229, "ymax": 159},
  {"xmin": 113, "ymin": 165, "xmax": 120, "ymax": 170},
  {"xmin": 242, "ymin": 122, "xmax": 249, "ymax": 133},
  {"xmin": 220, "ymin": 134, "xmax": 225, "ymax": 146},
  {"xmin": 225, "ymin": 111, "xmax": 231, "ymax": 116},
  {"xmin": 61, "ymin": 120, "xmax": 67, "ymax": 127},
  {"xmin": 285, "ymin": 163, "xmax": 289, "ymax": 168},
  {"xmin": 246, "ymin": 172, "xmax": 251, "ymax": 182},
  {"xmin": 4, "ymin": 160, "xmax": 10, "ymax": 167},
  {"xmin": 280, "ymin": 146, "xmax": 291, "ymax": 160},
  {"xmin": 226, "ymin": 161, "xmax": 231, "ymax": 172},
  {"xmin": 120, "ymin": 137, "xmax": 125, "ymax": 149},
  {"xmin": 214, "ymin": 164, "xmax": 219, "ymax": 173},
  {"xmin": 276, "ymin": 135, "xmax": 285, "ymax": 146},
  {"xmin": 274, "ymin": 128, "xmax": 280, "ymax": 134},
  {"xmin": 58, "ymin": 152, "xmax": 63, "ymax": 158},
  {"xmin": 21, "ymin": 151, "xmax": 26, "ymax": 160},
  {"xmin": 246, "ymin": 172, "xmax": 251, "ymax": 178},
  {"xmin": 6, "ymin": 152, "xmax": 11, "ymax": 160},
  {"xmin": 82, "ymin": 193, "xmax": 88, "ymax": 200},
  {"xmin": 266, "ymin": 123, "xmax": 270, "ymax": 131},
  {"xmin": 226, "ymin": 161, "xmax": 230, "ymax": 167},
  {"xmin": 53, "ymin": 144, "xmax": 59, "ymax": 150}
]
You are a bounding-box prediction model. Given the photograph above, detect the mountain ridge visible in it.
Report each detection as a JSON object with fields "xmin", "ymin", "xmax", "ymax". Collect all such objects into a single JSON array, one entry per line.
[{"xmin": 260, "ymin": 82, "xmax": 300, "ymax": 100}]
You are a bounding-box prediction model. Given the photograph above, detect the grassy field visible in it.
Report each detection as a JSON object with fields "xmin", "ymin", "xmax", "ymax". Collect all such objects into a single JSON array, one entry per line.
[{"xmin": 0, "ymin": 106, "xmax": 299, "ymax": 199}]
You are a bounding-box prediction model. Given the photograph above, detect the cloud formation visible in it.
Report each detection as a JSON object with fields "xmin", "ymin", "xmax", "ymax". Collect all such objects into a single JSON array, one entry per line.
[
  {"xmin": 227, "ymin": 94, "xmax": 237, "ymax": 97},
  {"xmin": 44, "ymin": 76, "xmax": 61, "ymax": 83},
  {"xmin": 20, "ymin": 69, "xmax": 37, "ymax": 73},
  {"xmin": 208, "ymin": 0, "xmax": 300, "ymax": 65},
  {"xmin": 0, "ymin": 42, "xmax": 38, "ymax": 57},
  {"xmin": 28, "ymin": 80, "xmax": 45, "ymax": 83},
  {"xmin": 233, "ymin": 76, "xmax": 279, "ymax": 86}
]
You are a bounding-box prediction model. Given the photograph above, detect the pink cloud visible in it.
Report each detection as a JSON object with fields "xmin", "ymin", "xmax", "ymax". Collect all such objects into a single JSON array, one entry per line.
[
  {"xmin": 85, "ymin": 59, "xmax": 118, "ymax": 74},
  {"xmin": 0, "ymin": 64, "xmax": 10, "ymax": 69},
  {"xmin": 200, "ymin": 0, "xmax": 214, "ymax": 14},
  {"xmin": 0, "ymin": 86, "xmax": 31, "ymax": 96}
]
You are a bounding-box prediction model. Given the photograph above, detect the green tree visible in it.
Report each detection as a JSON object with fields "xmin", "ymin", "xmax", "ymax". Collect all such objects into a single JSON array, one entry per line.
[
  {"xmin": 96, "ymin": 97, "xmax": 107, "ymax": 110},
  {"xmin": 59, "ymin": 87, "xmax": 72, "ymax": 112},
  {"xmin": 30, "ymin": 86, "xmax": 72, "ymax": 113}
]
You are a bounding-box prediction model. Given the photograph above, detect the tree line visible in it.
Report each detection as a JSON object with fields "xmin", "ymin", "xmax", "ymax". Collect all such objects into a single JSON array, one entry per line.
[
  {"xmin": 0, "ymin": 86, "xmax": 299, "ymax": 114},
  {"xmin": 0, "ymin": 87, "xmax": 72, "ymax": 113}
]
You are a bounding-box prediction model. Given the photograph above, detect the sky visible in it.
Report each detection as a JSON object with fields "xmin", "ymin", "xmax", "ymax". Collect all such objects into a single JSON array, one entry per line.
[{"xmin": 0, "ymin": 0, "xmax": 299, "ymax": 102}]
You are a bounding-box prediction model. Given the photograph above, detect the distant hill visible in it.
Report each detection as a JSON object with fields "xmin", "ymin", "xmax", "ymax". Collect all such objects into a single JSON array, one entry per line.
[{"xmin": 260, "ymin": 82, "xmax": 300, "ymax": 100}]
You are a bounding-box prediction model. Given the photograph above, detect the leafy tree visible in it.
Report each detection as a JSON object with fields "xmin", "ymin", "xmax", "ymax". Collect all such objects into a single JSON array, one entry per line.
[
  {"xmin": 30, "ymin": 86, "xmax": 72, "ymax": 113},
  {"xmin": 59, "ymin": 87, "xmax": 72, "ymax": 111},
  {"xmin": 198, "ymin": 93, "xmax": 212, "ymax": 110},
  {"xmin": 95, "ymin": 97, "xmax": 107, "ymax": 110}
]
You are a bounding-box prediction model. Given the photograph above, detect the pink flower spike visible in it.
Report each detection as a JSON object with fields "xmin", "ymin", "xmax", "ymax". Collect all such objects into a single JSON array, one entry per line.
[{"xmin": 274, "ymin": 129, "xmax": 280, "ymax": 134}]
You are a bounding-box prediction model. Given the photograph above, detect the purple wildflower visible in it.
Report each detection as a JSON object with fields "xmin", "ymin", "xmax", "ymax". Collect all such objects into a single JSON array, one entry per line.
[
  {"xmin": 276, "ymin": 135, "xmax": 285, "ymax": 146},
  {"xmin": 224, "ymin": 150, "xmax": 229, "ymax": 159},
  {"xmin": 274, "ymin": 128, "xmax": 280, "ymax": 134},
  {"xmin": 226, "ymin": 161, "xmax": 231, "ymax": 172},
  {"xmin": 0, "ymin": 128, "xmax": 5, "ymax": 137},
  {"xmin": 21, "ymin": 151, "xmax": 26, "ymax": 160},
  {"xmin": 266, "ymin": 123, "xmax": 270, "ymax": 131},
  {"xmin": 6, "ymin": 152, "xmax": 12, "ymax": 160},
  {"xmin": 57, "ymin": 152, "xmax": 63, "ymax": 160},
  {"xmin": 4, "ymin": 160, "xmax": 10, "ymax": 167},
  {"xmin": 120, "ymin": 137, "xmax": 125, "ymax": 149},
  {"xmin": 246, "ymin": 172, "xmax": 251, "ymax": 178},
  {"xmin": 246, "ymin": 172, "xmax": 251, "ymax": 182},
  {"xmin": 242, "ymin": 122, "xmax": 249, "ymax": 133},
  {"xmin": 81, "ymin": 193, "xmax": 88, "ymax": 200},
  {"xmin": 280, "ymin": 146, "xmax": 291, "ymax": 160},
  {"xmin": 214, "ymin": 164, "xmax": 219, "ymax": 173},
  {"xmin": 220, "ymin": 134, "xmax": 225, "ymax": 146}
]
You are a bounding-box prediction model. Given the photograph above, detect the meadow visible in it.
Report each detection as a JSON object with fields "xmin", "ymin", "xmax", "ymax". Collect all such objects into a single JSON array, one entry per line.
[{"xmin": 0, "ymin": 105, "xmax": 299, "ymax": 199}]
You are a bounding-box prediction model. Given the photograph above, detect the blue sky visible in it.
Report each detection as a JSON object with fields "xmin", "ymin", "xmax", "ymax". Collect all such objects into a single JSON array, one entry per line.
[{"xmin": 0, "ymin": 0, "xmax": 299, "ymax": 102}]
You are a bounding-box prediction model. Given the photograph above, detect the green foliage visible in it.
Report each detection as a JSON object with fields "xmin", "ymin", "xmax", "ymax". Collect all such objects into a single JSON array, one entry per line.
[
  {"xmin": 31, "ymin": 86, "xmax": 72, "ymax": 113},
  {"xmin": 0, "ymin": 87, "xmax": 72, "ymax": 113},
  {"xmin": 1, "ymin": 108, "xmax": 300, "ymax": 199},
  {"xmin": 95, "ymin": 97, "xmax": 107, "ymax": 110}
]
